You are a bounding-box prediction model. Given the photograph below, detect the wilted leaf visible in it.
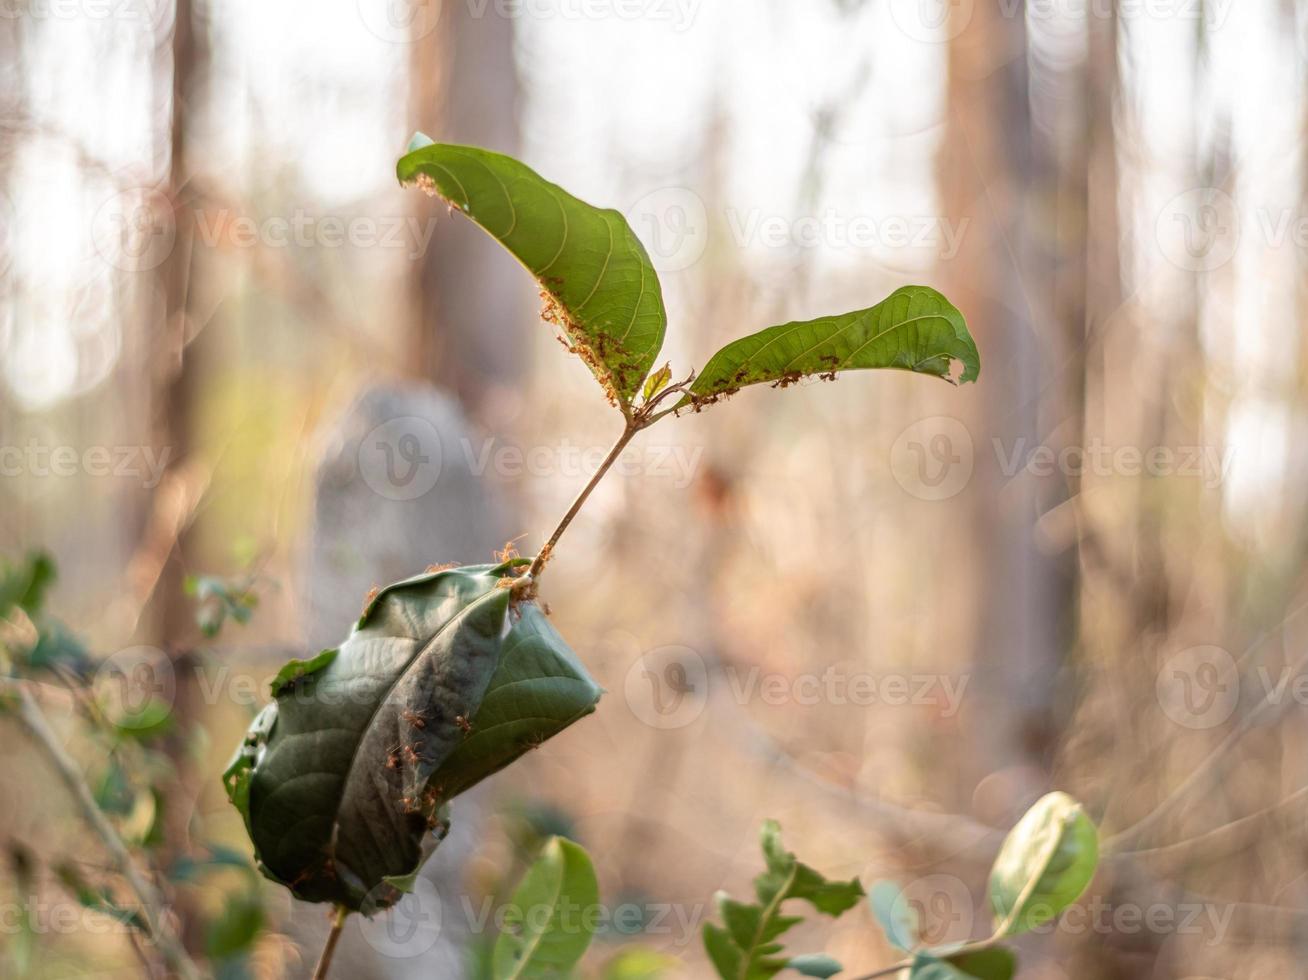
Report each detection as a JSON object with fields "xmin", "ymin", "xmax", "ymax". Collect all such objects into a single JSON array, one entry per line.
[
  {"xmin": 681, "ymin": 286, "xmax": 978, "ymax": 410},
  {"xmin": 223, "ymin": 561, "xmax": 601, "ymax": 913},
  {"xmin": 988, "ymin": 792, "xmax": 1098, "ymax": 935},
  {"xmin": 642, "ymin": 362, "xmax": 673, "ymax": 402},
  {"xmin": 492, "ymin": 837, "xmax": 600, "ymax": 980},
  {"xmin": 397, "ymin": 139, "xmax": 667, "ymax": 407}
]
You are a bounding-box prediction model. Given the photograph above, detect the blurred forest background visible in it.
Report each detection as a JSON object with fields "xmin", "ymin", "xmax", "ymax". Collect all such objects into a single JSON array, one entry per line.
[{"xmin": 4, "ymin": 0, "xmax": 1308, "ymax": 977}]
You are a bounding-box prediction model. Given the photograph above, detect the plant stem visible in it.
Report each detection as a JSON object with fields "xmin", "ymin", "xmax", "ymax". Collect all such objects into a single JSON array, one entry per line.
[
  {"xmin": 312, "ymin": 905, "xmax": 349, "ymax": 980},
  {"xmin": 848, "ymin": 965, "xmax": 910, "ymax": 980},
  {"xmin": 524, "ymin": 421, "xmax": 640, "ymax": 582},
  {"xmin": 8, "ymin": 681, "xmax": 201, "ymax": 980},
  {"xmin": 847, "ymin": 934, "xmax": 1004, "ymax": 980}
]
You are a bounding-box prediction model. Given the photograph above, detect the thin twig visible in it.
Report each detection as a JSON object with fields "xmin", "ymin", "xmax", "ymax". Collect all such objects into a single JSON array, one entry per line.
[
  {"xmin": 1104, "ymin": 629, "xmax": 1308, "ymax": 852},
  {"xmin": 311, "ymin": 905, "xmax": 349, "ymax": 980},
  {"xmin": 7, "ymin": 681, "xmax": 201, "ymax": 980},
  {"xmin": 848, "ymin": 964, "xmax": 910, "ymax": 980},
  {"xmin": 522, "ymin": 372, "xmax": 695, "ymax": 585},
  {"xmin": 523, "ymin": 422, "xmax": 641, "ymax": 583}
]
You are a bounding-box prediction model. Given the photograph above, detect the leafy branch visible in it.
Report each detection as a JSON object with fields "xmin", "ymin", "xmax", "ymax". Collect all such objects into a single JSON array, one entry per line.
[
  {"xmin": 220, "ymin": 138, "xmax": 980, "ymax": 978},
  {"xmin": 703, "ymin": 821, "xmax": 863, "ymax": 979},
  {"xmin": 5, "ymin": 680, "xmax": 201, "ymax": 980},
  {"xmin": 397, "ymin": 137, "xmax": 978, "ymax": 586}
]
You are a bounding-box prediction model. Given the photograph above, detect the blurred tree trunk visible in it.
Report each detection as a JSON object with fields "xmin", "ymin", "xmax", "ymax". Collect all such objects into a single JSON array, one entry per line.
[
  {"xmin": 941, "ymin": 0, "xmax": 1071, "ymax": 799},
  {"xmin": 146, "ymin": 0, "xmax": 208, "ymax": 954},
  {"xmin": 408, "ymin": 6, "xmax": 524, "ymax": 413}
]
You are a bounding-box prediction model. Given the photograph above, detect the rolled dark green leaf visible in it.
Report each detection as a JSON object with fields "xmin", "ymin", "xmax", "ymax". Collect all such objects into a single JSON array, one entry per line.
[
  {"xmin": 397, "ymin": 138, "xmax": 667, "ymax": 407},
  {"xmin": 681, "ymin": 285, "xmax": 978, "ymax": 410},
  {"xmin": 223, "ymin": 561, "xmax": 601, "ymax": 912}
]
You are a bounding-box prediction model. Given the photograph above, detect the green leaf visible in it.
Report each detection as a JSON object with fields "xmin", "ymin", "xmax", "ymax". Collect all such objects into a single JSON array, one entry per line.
[
  {"xmin": 703, "ymin": 821, "xmax": 864, "ymax": 980},
  {"xmin": 25, "ymin": 620, "xmax": 93, "ymax": 677},
  {"xmin": 224, "ymin": 561, "xmax": 601, "ymax": 912},
  {"xmin": 910, "ymin": 948, "xmax": 1016, "ymax": 980},
  {"xmin": 492, "ymin": 836, "xmax": 600, "ymax": 980},
  {"xmin": 988, "ymin": 792, "xmax": 1098, "ymax": 936},
  {"xmin": 188, "ymin": 573, "xmax": 261, "ymax": 637},
  {"xmin": 601, "ymin": 947, "xmax": 682, "ymax": 979},
  {"xmin": 397, "ymin": 140, "xmax": 667, "ymax": 407},
  {"xmin": 0, "ymin": 551, "xmax": 54, "ymax": 617},
  {"xmin": 788, "ymin": 953, "xmax": 843, "ymax": 977},
  {"xmin": 268, "ymin": 648, "xmax": 337, "ymax": 697},
  {"xmin": 205, "ymin": 889, "xmax": 265, "ymax": 960},
  {"xmin": 756, "ymin": 821, "xmax": 864, "ymax": 917},
  {"xmin": 428, "ymin": 608, "xmax": 603, "ymax": 803},
  {"xmin": 680, "ymin": 286, "xmax": 978, "ymax": 410},
  {"xmin": 869, "ymin": 880, "xmax": 917, "ymax": 951}
]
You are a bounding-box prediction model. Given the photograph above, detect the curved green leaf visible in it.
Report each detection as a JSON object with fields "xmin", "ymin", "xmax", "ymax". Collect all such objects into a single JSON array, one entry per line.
[
  {"xmin": 910, "ymin": 948, "xmax": 1016, "ymax": 980},
  {"xmin": 223, "ymin": 561, "xmax": 601, "ymax": 913},
  {"xmin": 680, "ymin": 286, "xmax": 978, "ymax": 410},
  {"xmin": 397, "ymin": 138, "xmax": 667, "ymax": 408},
  {"xmin": 988, "ymin": 792, "xmax": 1098, "ymax": 936},
  {"xmin": 492, "ymin": 836, "xmax": 600, "ymax": 980}
]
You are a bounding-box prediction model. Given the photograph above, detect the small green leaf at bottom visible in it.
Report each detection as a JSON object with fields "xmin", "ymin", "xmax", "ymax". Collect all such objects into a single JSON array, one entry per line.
[
  {"xmin": 492, "ymin": 836, "xmax": 600, "ymax": 979},
  {"xmin": 910, "ymin": 948, "xmax": 1016, "ymax": 980},
  {"xmin": 788, "ymin": 952, "xmax": 843, "ymax": 977}
]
